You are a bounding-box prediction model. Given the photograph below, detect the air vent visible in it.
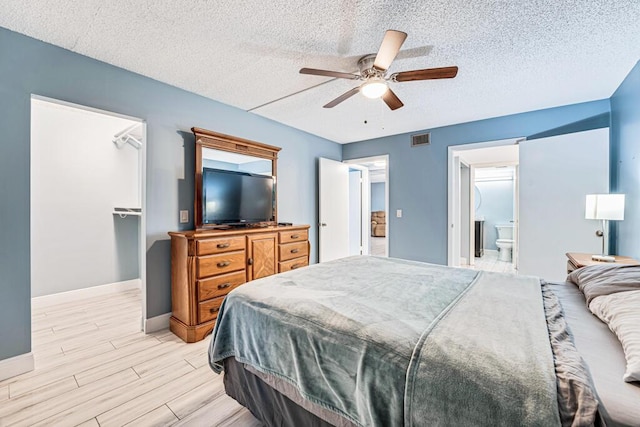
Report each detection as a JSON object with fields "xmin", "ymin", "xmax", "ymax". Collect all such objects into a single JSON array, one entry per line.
[{"xmin": 411, "ymin": 133, "xmax": 431, "ymax": 147}]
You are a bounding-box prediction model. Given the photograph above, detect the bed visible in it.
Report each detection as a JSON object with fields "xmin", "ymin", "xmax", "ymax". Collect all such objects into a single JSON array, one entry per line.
[{"xmin": 208, "ymin": 256, "xmax": 640, "ymax": 426}]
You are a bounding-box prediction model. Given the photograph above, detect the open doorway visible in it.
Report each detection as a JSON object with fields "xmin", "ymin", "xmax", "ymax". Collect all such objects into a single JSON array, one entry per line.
[
  {"xmin": 448, "ymin": 140, "xmax": 520, "ymax": 272},
  {"xmin": 30, "ymin": 96, "xmax": 147, "ymax": 354},
  {"xmin": 345, "ymin": 156, "xmax": 389, "ymax": 257},
  {"xmin": 471, "ymin": 165, "xmax": 517, "ymax": 273}
]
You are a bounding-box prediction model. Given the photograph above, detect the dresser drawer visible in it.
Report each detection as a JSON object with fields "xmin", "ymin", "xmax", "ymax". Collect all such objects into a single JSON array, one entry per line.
[
  {"xmin": 279, "ymin": 229, "xmax": 308, "ymax": 244},
  {"xmin": 198, "ymin": 296, "xmax": 225, "ymax": 323},
  {"xmin": 197, "ymin": 236, "xmax": 245, "ymax": 256},
  {"xmin": 279, "ymin": 257, "xmax": 309, "ymax": 273},
  {"xmin": 197, "ymin": 251, "xmax": 245, "ymax": 278},
  {"xmin": 279, "ymin": 241, "xmax": 308, "ymax": 262},
  {"xmin": 198, "ymin": 270, "xmax": 246, "ymax": 301}
]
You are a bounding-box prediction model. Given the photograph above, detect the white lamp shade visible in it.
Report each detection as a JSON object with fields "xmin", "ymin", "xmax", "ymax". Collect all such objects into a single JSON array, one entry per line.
[{"xmin": 585, "ymin": 194, "xmax": 625, "ymax": 220}]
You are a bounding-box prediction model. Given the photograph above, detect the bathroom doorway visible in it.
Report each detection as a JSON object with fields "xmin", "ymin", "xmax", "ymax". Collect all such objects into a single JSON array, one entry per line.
[
  {"xmin": 471, "ymin": 165, "xmax": 517, "ymax": 273},
  {"xmin": 447, "ymin": 139, "xmax": 520, "ymax": 273}
]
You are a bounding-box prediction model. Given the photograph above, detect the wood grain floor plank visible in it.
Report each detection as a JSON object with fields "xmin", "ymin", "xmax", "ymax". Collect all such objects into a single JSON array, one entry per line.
[
  {"xmin": 75, "ymin": 418, "xmax": 100, "ymax": 426},
  {"xmin": 36, "ymin": 361, "xmax": 194, "ymax": 427},
  {"xmin": 132, "ymin": 340, "xmax": 208, "ymax": 378},
  {"xmin": 216, "ymin": 408, "xmax": 263, "ymax": 427},
  {"xmin": 172, "ymin": 392, "xmax": 245, "ymax": 426},
  {"xmin": 110, "ymin": 332, "xmax": 162, "ymax": 350},
  {"xmin": 32, "ymin": 322, "xmax": 99, "ymax": 348},
  {"xmin": 123, "ymin": 404, "xmax": 179, "ymax": 427},
  {"xmin": 0, "ymin": 376, "xmax": 78, "ymax": 418},
  {"xmin": 39, "ymin": 341, "xmax": 116, "ymax": 370},
  {"xmin": 166, "ymin": 374, "xmax": 225, "ymax": 419},
  {"xmin": 32, "ymin": 344, "xmax": 64, "ymax": 361},
  {"xmin": 59, "ymin": 322, "xmax": 143, "ymax": 353},
  {"xmin": 1, "ymin": 368, "xmax": 139, "ymax": 427},
  {"xmin": 76, "ymin": 341, "xmax": 183, "ymax": 386},
  {"xmin": 9, "ymin": 338, "xmax": 161, "ymax": 397},
  {"xmin": 96, "ymin": 365, "xmax": 214, "ymax": 427},
  {"xmin": 184, "ymin": 348, "xmax": 209, "ymax": 369},
  {"xmin": 0, "ymin": 384, "xmax": 8, "ymax": 401}
]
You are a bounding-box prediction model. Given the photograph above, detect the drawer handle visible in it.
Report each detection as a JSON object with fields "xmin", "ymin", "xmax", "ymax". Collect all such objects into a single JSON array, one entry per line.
[
  {"xmin": 290, "ymin": 248, "xmax": 299, "ymax": 254},
  {"xmin": 291, "ymin": 263, "xmax": 304, "ymax": 270},
  {"xmin": 217, "ymin": 243, "xmax": 230, "ymax": 249},
  {"xmin": 209, "ymin": 307, "xmax": 220, "ymax": 314},
  {"xmin": 217, "ymin": 261, "xmax": 231, "ymax": 268},
  {"xmin": 291, "ymin": 234, "xmax": 299, "ymax": 239},
  {"xmin": 217, "ymin": 282, "xmax": 231, "ymax": 290}
]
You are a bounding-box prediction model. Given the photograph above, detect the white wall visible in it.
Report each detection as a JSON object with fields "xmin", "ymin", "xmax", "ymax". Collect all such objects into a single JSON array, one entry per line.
[
  {"xmin": 519, "ymin": 128, "xmax": 609, "ymax": 282},
  {"xmin": 31, "ymin": 99, "xmax": 141, "ymax": 297}
]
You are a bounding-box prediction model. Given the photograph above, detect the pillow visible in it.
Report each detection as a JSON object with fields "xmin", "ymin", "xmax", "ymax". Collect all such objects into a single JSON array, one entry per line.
[
  {"xmin": 567, "ymin": 264, "xmax": 640, "ymax": 304},
  {"xmin": 589, "ymin": 290, "xmax": 640, "ymax": 383}
]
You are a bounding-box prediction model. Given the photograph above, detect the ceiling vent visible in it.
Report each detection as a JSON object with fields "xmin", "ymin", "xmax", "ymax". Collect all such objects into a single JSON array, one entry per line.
[{"xmin": 411, "ymin": 132, "xmax": 431, "ymax": 147}]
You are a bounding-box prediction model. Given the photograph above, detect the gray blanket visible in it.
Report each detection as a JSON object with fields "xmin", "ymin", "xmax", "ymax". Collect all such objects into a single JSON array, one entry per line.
[{"xmin": 209, "ymin": 256, "xmax": 588, "ymax": 426}]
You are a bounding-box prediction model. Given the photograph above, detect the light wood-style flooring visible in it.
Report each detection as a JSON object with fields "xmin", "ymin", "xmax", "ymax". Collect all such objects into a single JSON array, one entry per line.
[
  {"xmin": 461, "ymin": 249, "xmax": 517, "ymax": 274},
  {"xmin": 0, "ymin": 289, "xmax": 262, "ymax": 427},
  {"xmin": 370, "ymin": 236, "xmax": 386, "ymax": 257}
]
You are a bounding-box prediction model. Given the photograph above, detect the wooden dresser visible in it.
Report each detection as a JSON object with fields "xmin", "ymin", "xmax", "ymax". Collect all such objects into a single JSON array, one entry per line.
[{"xmin": 169, "ymin": 225, "xmax": 310, "ymax": 342}]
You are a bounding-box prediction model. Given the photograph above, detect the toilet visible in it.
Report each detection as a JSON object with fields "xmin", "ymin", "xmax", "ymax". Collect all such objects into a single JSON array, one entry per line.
[{"xmin": 495, "ymin": 224, "xmax": 514, "ymax": 262}]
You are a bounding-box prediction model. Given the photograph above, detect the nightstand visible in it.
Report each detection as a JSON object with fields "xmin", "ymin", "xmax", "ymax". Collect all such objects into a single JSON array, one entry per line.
[{"xmin": 565, "ymin": 252, "xmax": 640, "ymax": 274}]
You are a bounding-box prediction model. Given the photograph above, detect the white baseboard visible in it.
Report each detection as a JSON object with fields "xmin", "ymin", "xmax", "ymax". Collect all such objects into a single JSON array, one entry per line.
[
  {"xmin": 145, "ymin": 312, "xmax": 171, "ymax": 333},
  {"xmin": 0, "ymin": 352, "xmax": 34, "ymax": 381},
  {"xmin": 32, "ymin": 279, "xmax": 141, "ymax": 309}
]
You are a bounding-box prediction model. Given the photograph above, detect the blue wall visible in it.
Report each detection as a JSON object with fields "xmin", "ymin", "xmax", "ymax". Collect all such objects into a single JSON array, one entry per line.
[
  {"xmin": 371, "ymin": 183, "xmax": 385, "ymax": 212},
  {"xmin": 475, "ymin": 180, "xmax": 514, "ymax": 250},
  {"xmin": 343, "ymin": 100, "xmax": 611, "ymax": 264},
  {"xmin": 0, "ymin": 27, "xmax": 341, "ymax": 362},
  {"xmin": 611, "ymin": 60, "xmax": 640, "ymax": 258}
]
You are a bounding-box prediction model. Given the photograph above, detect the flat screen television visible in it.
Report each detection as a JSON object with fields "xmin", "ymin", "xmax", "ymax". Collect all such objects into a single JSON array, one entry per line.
[{"xmin": 202, "ymin": 168, "xmax": 274, "ymax": 225}]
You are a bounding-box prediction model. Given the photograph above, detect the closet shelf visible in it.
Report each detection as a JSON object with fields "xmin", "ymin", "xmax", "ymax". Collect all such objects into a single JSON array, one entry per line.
[{"xmin": 113, "ymin": 207, "xmax": 142, "ymax": 218}]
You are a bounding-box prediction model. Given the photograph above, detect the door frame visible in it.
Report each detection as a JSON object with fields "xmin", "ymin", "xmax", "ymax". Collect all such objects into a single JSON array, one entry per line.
[
  {"xmin": 344, "ymin": 155, "xmax": 389, "ymax": 257},
  {"xmin": 30, "ymin": 94, "xmax": 148, "ymax": 332},
  {"xmin": 469, "ymin": 161, "xmax": 519, "ymax": 266},
  {"xmin": 447, "ymin": 139, "xmax": 522, "ymax": 266}
]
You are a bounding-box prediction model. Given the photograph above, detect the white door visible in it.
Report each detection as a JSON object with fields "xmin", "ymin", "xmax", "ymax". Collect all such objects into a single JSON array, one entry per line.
[
  {"xmin": 518, "ymin": 128, "xmax": 609, "ymax": 281},
  {"xmin": 319, "ymin": 158, "xmax": 350, "ymax": 262},
  {"xmin": 347, "ymin": 165, "xmax": 371, "ymax": 256}
]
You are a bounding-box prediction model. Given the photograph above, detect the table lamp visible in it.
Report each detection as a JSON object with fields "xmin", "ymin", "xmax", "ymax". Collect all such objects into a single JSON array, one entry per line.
[{"xmin": 585, "ymin": 194, "xmax": 625, "ymax": 260}]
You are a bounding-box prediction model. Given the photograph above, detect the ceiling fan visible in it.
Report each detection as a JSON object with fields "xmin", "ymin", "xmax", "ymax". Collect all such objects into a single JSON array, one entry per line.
[{"xmin": 300, "ymin": 30, "xmax": 458, "ymax": 111}]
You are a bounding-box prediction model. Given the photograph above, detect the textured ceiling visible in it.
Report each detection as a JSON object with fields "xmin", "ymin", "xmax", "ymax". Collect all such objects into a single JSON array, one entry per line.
[{"xmin": 1, "ymin": 1, "xmax": 639, "ymax": 143}]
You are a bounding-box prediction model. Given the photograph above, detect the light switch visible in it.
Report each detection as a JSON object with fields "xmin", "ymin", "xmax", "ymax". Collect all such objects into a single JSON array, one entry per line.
[
  {"xmin": 179, "ymin": 210, "xmax": 189, "ymax": 223},
  {"xmin": 396, "ymin": 209, "xmax": 402, "ymax": 218}
]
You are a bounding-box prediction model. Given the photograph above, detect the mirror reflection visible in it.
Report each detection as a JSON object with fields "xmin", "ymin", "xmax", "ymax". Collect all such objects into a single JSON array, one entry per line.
[{"xmin": 202, "ymin": 147, "xmax": 272, "ymax": 176}]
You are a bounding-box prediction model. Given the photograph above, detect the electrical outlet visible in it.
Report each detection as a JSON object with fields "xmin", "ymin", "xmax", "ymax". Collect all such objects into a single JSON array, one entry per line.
[
  {"xmin": 179, "ymin": 210, "xmax": 189, "ymax": 223},
  {"xmin": 396, "ymin": 209, "xmax": 402, "ymax": 218}
]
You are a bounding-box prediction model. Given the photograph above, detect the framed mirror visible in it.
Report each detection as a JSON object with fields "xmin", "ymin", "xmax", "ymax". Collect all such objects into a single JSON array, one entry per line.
[{"xmin": 192, "ymin": 128, "xmax": 280, "ymax": 229}]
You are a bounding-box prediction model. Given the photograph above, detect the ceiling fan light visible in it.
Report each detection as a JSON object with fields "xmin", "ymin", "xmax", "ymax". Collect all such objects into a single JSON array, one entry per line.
[{"xmin": 361, "ymin": 79, "xmax": 389, "ymax": 99}]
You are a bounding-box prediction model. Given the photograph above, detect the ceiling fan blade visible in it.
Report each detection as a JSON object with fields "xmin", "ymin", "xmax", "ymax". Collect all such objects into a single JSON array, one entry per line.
[
  {"xmin": 373, "ymin": 30, "xmax": 408, "ymax": 71},
  {"xmin": 323, "ymin": 87, "xmax": 360, "ymax": 108},
  {"xmin": 393, "ymin": 66, "xmax": 459, "ymax": 82},
  {"xmin": 300, "ymin": 68, "xmax": 360, "ymax": 80},
  {"xmin": 382, "ymin": 89, "xmax": 404, "ymax": 111}
]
